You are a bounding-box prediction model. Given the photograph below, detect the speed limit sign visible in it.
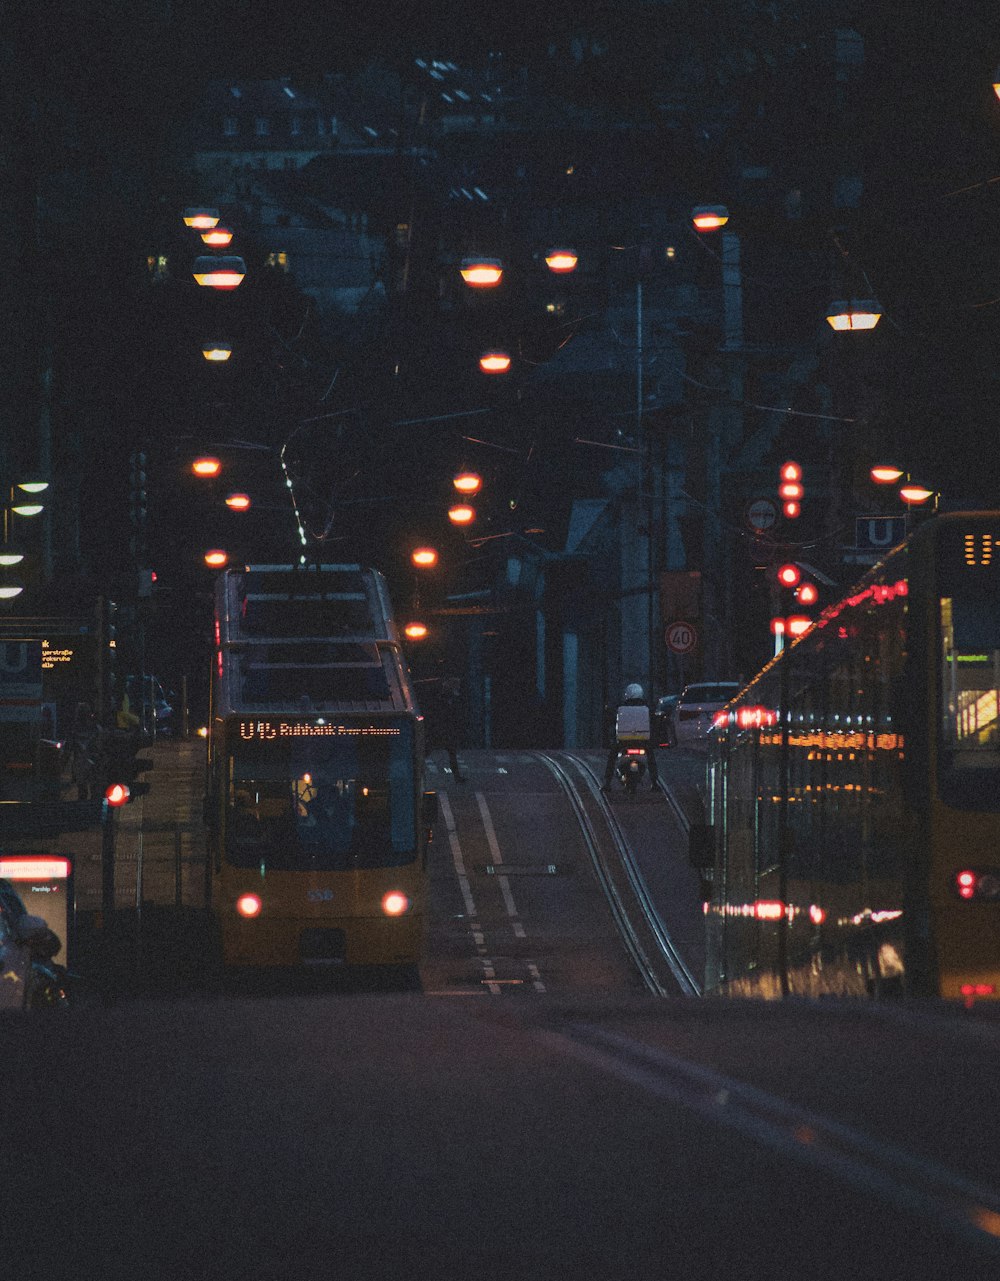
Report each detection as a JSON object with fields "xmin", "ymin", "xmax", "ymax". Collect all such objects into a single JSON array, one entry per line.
[{"xmin": 665, "ymin": 620, "xmax": 698, "ymax": 654}]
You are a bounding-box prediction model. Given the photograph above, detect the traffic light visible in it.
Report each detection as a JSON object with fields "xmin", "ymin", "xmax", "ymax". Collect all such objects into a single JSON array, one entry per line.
[
  {"xmin": 779, "ymin": 461, "xmax": 802, "ymax": 518},
  {"xmin": 129, "ymin": 450, "xmax": 147, "ymax": 528},
  {"xmin": 776, "ymin": 563, "xmax": 801, "ymax": 588}
]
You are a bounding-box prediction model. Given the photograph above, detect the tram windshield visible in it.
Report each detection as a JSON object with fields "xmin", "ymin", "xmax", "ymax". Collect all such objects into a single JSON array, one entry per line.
[
  {"xmin": 225, "ymin": 718, "xmax": 416, "ymax": 870},
  {"xmin": 939, "ymin": 590, "xmax": 1000, "ymax": 809}
]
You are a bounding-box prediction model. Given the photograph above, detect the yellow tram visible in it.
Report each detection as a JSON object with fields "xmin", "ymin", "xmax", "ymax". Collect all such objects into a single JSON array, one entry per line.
[{"xmin": 697, "ymin": 513, "xmax": 1000, "ymax": 1001}]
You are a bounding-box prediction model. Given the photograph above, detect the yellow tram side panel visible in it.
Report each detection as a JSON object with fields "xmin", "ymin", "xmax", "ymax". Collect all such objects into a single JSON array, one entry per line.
[{"xmin": 214, "ymin": 864, "xmax": 426, "ymax": 967}]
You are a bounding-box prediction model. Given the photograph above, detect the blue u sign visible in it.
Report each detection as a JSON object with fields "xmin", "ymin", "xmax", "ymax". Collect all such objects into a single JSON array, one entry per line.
[
  {"xmin": 0, "ymin": 641, "xmax": 43, "ymax": 690},
  {"xmin": 856, "ymin": 517, "xmax": 906, "ymax": 551}
]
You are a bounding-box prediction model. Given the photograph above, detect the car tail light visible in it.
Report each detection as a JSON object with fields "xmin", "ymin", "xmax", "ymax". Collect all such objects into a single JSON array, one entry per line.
[
  {"xmin": 712, "ymin": 710, "xmax": 728, "ymax": 728},
  {"xmin": 625, "ymin": 747, "xmax": 645, "ymax": 756},
  {"xmin": 961, "ymin": 983, "xmax": 996, "ymax": 997},
  {"xmin": 236, "ymin": 893, "xmax": 262, "ymax": 918},
  {"xmin": 954, "ymin": 869, "xmax": 1000, "ymax": 901},
  {"xmin": 382, "ymin": 891, "xmax": 411, "ymax": 917}
]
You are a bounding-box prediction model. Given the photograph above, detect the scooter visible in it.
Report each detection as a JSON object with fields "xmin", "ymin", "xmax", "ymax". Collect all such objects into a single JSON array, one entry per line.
[{"xmin": 615, "ymin": 745, "xmax": 647, "ymax": 797}]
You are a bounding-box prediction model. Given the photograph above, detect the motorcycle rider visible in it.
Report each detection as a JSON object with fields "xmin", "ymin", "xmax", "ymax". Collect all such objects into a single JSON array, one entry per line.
[{"xmin": 602, "ymin": 682, "xmax": 659, "ymax": 791}]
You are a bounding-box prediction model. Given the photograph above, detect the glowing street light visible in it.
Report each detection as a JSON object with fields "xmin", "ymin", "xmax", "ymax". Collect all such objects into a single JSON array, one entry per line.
[
  {"xmin": 899, "ymin": 483, "xmax": 934, "ymax": 505},
  {"xmin": 201, "ymin": 341, "xmax": 233, "ymax": 362},
  {"xmin": 411, "ymin": 547, "xmax": 438, "ymax": 568},
  {"xmin": 225, "ymin": 493, "xmax": 252, "ymax": 511},
  {"xmin": 448, "ymin": 504, "xmax": 476, "ymax": 525},
  {"xmin": 826, "ymin": 299, "xmax": 882, "ymax": 331},
  {"xmin": 692, "ymin": 204, "xmax": 730, "ymax": 231},
  {"xmin": 204, "ymin": 549, "xmax": 228, "ymax": 567},
  {"xmin": 183, "ymin": 206, "xmax": 220, "ymax": 229},
  {"xmin": 200, "ymin": 226, "xmax": 234, "ymax": 247},
  {"xmin": 0, "ymin": 584, "xmax": 23, "ymax": 600},
  {"xmin": 460, "ymin": 257, "xmax": 503, "ymax": 287},
  {"xmin": 452, "ymin": 472, "xmax": 482, "ymax": 495},
  {"xmin": 544, "ymin": 248, "xmax": 578, "ymax": 273},
  {"xmin": 871, "ymin": 464, "xmax": 904, "ymax": 484},
  {"xmin": 479, "ymin": 350, "xmax": 511, "ymax": 374},
  {"xmin": 192, "ymin": 457, "xmax": 222, "ymax": 477},
  {"xmin": 404, "ymin": 621, "xmax": 429, "ymax": 640},
  {"xmin": 192, "ymin": 255, "xmax": 246, "ymax": 290}
]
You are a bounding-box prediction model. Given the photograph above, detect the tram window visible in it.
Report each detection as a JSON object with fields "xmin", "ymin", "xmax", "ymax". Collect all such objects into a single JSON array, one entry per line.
[
  {"xmin": 225, "ymin": 727, "xmax": 416, "ymax": 868},
  {"xmin": 939, "ymin": 592, "xmax": 1000, "ymax": 810}
]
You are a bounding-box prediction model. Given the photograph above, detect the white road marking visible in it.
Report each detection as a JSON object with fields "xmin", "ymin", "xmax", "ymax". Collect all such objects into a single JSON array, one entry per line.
[
  {"xmin": 440, "ymin": 790, "xmax": 500, "ymax": 994},
  {"xmin": 476, "ymin": 790, "xmax": 519, "ymax": 920}
]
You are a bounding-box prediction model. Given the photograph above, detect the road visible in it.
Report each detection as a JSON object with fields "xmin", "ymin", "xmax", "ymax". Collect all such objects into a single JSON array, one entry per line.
[{"xmin": 4, "ymin": 740, "xmax": 1000, "ymax": 1278}]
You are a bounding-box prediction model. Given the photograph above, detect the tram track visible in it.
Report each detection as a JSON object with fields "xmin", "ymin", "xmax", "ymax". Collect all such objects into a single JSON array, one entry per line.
[{"xmin": 533, "ymin": 751, "xmax": 700, "ymax": 998}]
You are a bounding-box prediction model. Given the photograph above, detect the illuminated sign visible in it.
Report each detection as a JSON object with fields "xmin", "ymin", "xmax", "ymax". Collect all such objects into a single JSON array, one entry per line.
[
  {"xmin": 0, "ymin": 856, "xmax": 72, "ymax": 964},
  {"xmin": 41, "ymin": 640, "xmax": 76, "ymax": 670},
  {"xmin": 963, "ymin": 532, "xmax": 1000, "ymax": 567},
  {"xmin": 235, "ymin": 719, "xmax": 401, "ymax": 741}
]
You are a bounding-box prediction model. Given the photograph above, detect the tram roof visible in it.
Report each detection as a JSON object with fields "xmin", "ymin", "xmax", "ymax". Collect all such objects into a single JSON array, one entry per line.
[{"xmin": 213, "ymin": 563, "xmax": 417, "ymax": 716}]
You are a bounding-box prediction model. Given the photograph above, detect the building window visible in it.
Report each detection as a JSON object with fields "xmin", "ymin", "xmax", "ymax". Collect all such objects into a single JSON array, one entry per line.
[
  {"xmin": 255, "ymin": 117, "xmax": 270, "ymax": 136},
  {"xmin": 223, "ymin": 116, "xmax": 238, "ymax": 136},
  {"xmin": 266, "ymin": 251, "xmax": 289, "ymax": 272}
]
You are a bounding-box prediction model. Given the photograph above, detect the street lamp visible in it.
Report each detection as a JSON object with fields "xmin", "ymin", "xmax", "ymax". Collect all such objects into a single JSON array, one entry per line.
[
  {"xmin": 479, "ymin": 350, "xmax": 511, "ymax": 374},
  {"xmin": 225, "ymin": 493, "xmax": 252, "ymax": 511},
  {"xmin": 192, "ymin": 256, "xmax": 246, "ymax": 290},
  {"xmin": 411, "ymin": 547, "xmax": 438, "ymax": 567},
  {"xmin": 448, "ymin": 504, "xmax": 476, "ymax": 525},
  {"xmin": 200, "ymin": 226, "xmax": 234, "ymax": 247},
  {"xmin": 871, "ymin": 464, "xmax": 904, "ymax": 484},
  {"xmin": 826, "ymin": 299, "xmax": 882, "ymax": 331},
  {"xmin": 201, "ymin": 341, "xmax": 233, "ymax": 362},
  {"xmin": 460, "ymin": 257, "xmax": 503, "ymax": 287},
  {"xmin": 452, "ymin": 471, "xmax": 482, "ymax": 495},
  {"xmin": 183, "ymin": 207, "xmax": 220, "ymax": 229},
  {"xmin": 544, "ymin": 248, "xmax": 578, "ymax": 273},
  {"xmin": 692, "ymin": 205, "xmax": 730, "ymax": 231},
  {"xmin": 192, "ymin": 457, "xmax": 222, "ymax": 477}
]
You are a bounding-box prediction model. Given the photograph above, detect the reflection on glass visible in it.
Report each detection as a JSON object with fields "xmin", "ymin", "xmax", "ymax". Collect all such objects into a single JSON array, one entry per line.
[
  {"xmin": 226, "ymin": 722, "xmax": 415, "ymax": 869},
  {"xmin": 940, "ymin": 594, "xmax": 1000, "ymax": 808}
]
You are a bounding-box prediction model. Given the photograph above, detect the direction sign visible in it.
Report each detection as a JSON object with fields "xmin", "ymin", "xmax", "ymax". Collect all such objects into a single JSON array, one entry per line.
[
  {"xmin": 665, "ymin": 620, "xmax": 698, "ymax": 654},
  {"xmin": 746, "ymin": 497, "xmax": 779, "ymax": 533}
]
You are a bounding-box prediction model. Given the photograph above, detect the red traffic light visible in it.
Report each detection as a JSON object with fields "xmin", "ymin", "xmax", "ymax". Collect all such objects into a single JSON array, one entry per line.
[
  {"xmin": 777, "ymin": 563, "xmax": 801, "ymax": 588},
  {"xmin": 796, "ymin": 582, "xmax": 819, "ymax": 605},
  {"xmin": 105, "ymin": 782, "xmax": 130, "ymax": 807},
  {"xmin": 780, "ymin": 461, "xmax": 802, "ymax": 483},
  {"xmin": 783, "ymin": 500, "xmax": 801, "ymax": 518}
]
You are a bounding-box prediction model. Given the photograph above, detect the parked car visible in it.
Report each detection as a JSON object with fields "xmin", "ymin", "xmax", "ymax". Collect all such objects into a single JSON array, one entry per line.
[
  {"xmin": 655, "ymin": 694, "xmax": 679, "ymax": 746},
  {"xmin": 673, "ymin": 681, "xmax": 742, "ymax": 747}
]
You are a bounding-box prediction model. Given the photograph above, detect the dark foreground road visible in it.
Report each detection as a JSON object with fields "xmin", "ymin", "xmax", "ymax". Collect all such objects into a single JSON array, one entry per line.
[{"xmin": 4, "ymin": 992, "xmax": 1000, "ymax": 1281}]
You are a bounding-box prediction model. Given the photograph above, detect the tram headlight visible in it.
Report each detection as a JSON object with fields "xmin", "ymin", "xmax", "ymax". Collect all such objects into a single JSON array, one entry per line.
[
  {"xmin": 381, "ymin": 891, "xmax": 411, "ymax": 917},
  {"xmin": 236, "ymin": 893, "xmax": 263, "ymax": 918}
]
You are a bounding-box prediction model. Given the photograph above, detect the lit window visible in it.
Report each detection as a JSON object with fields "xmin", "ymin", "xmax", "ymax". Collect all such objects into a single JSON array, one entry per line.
[
  {"xmin": 223, "ymin": 116, "xmax": 238, "ymax": 136},
  {"xmin": 255, "ymin": 117, "xmax": 270, "ymax": 136},
  {"xmin": 266, "ymin": 251, "xmax": 290, "ymax": 272}
]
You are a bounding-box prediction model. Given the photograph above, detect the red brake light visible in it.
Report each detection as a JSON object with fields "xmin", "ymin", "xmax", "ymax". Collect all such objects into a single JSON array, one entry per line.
[
  {"xmin": 381, "ymin": 891, "xmax": 411, "ymax": 917},
  {"xmin": 961, "ymin": 983, "xmax": 996, "ymax": 997},
  {"xmin": 712, "ymin": 710, "xmax": 729, "ymax": 728},
  {"xmin": 236, "ymin": 893, "xmax": 262, "ymax": 918},
  {"xmin": 105, "ymin": 782, "xmax": 130, "ymax": 806}
]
